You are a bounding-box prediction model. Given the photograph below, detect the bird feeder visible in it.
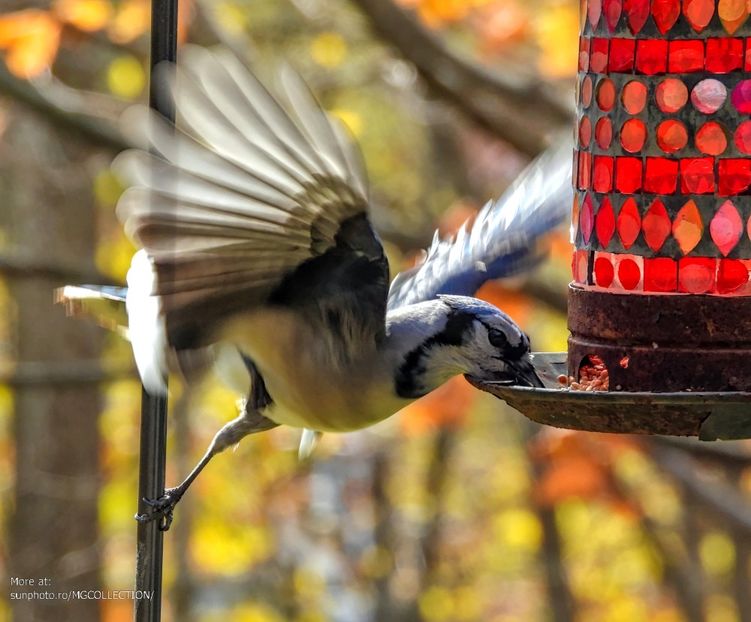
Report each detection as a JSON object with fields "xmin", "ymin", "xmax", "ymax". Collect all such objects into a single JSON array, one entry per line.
[{"xmin": 475, "ymin": 0, "xmax": 751, "ymax": 439}]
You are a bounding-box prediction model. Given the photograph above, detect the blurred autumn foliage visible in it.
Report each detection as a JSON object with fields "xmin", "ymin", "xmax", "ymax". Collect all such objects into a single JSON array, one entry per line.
[{"xmin": 0, "ymin": 1, "xmax": 750, "ymax": 622}]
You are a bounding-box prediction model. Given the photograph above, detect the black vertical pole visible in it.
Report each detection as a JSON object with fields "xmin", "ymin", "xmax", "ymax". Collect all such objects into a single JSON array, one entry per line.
[{"xmin": 134, "ymin": 1, "xmax": 178, "ymax": 621}]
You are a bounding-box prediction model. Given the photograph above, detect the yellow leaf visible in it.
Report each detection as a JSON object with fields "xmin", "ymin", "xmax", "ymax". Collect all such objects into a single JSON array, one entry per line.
[
  {"xmin": 330, "ymin": 108, "xmax": 362, "ymax": 138},
  {"xmin": 535, "ymin": 3, "xmax": 579, "ymax": 78},
  {"xmin": 700, "ymin": 531, "xmax": 735, "ymax": 576},
  {"xmin": 107, "ymin": 55, "xmax": 145, "ymax": 99},
  {"xmin": 54, "ymin": 0, "xmax": 112, "ymax": 32},
  {"xmin": 310, "ymin": 32, "xmax": 347, "ymax": 68},
  {"xmin": 418, "ymin": 586, "xmax": 454, "ymax": 622}
]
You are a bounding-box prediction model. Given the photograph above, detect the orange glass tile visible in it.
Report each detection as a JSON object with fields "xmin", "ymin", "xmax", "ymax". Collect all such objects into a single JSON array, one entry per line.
[
  {"xmin": 683, "ymin": 0, "xmax": 715, "ymax": 32},
  {"xmin": 622, "ymin": 80, "xmax": 647, "ymax": 114},
  {"xmin": 642, "ymin": 199, "xmax": 672, "ymax": 252},
  {"xmin": 595, "ymin": 117, "xmax": 613, "ymax": 149},
  {"xmin": 672, "ymin": 200, "xmax": 704, "ymax": 254},
  {"xmin": 617, "ymin": 197, "xmax": 642, "ymax": 249},
  {"xmin": 579, "ymin": 116, "xmax": 592, "ymax": 148},
  {"xmin": 593, "ymin": 156, "xmax": 614, "ymax": 192},
  {"xmin": 571, "ymin": 194, "xmax": 580, "ymax": 243},
  {"xmin": 596, "ymin": 78, "xmax": 616, "ymax": 111},
  {"xmin": 581, "ymin": 75, "xmax": 593, "ymax": 107},
  {"xmin": 656, "ymin": 78, "xmax": 688, "ymax": 113},
  {"xmin": 620, "ymin": 118, "xmax": 647, "ymax": 152},
  {"xmin": 656, "ymin": 119, "xmax": 688, "ymax": 153},
  {"xmin": 718, "ymin": 0, "xmax": 748, "ymax": 34},
  {"xmin": 579, "ymin": 37, "xmax": 590, "ymax": 71},
  {"xmin": 691, "ymin": 79, "xmax": 727, "ymax": 113},
  {"xmin": 695, "ymin": 121, "xmax": 727, "ymax": 155},
  {"xmin": 578, "ymin": 151, "xmax": 592, "ymax": 189}
]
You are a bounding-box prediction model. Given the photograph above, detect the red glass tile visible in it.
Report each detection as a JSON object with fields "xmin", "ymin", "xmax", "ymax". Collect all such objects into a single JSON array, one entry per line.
[
  {"xmin": 580, "ymin": 193, "xmax": 595, "ymax": 243},
  {"xmin": 617, "ymin": 197, "xmax": 641, "ymax": 248},
  {"xmin": 615, "ymin": 157, "xmax": 642, "ymax": 193},
  {"xmin": 618, "ymin": 257, "xmax": 641, "ymax": 289},
  {"xmin": 621, "ymin": 80, "xmax": 647, "ymax": 114},
  {"xmin": 579, "ymin": 37, "xmax": 590, "ymax": 72},
  {"xmin": 655, "ymin": 78, "xmax": 688, "ymax": 113},
  {"xmin": 746, "ymin": 37, "xmax": 751, "ymax": 70},
  {"xmin": 710, "ymin": 200, "xmax": 743, "ymax": 255},
  {"xmin": 596, "ymin": 78, "xmax": 616, "ymax": 111},
  {"xmin": 672, "ymin": 200, "xmax": 704, "ymax": 254},
  {"xmin": 608, "ymin": 38, "xmax": 635, "ymax": 72},
  {"xmin": 643, "ymin": 157, "xmax": 678, "ymax": 194},
  {"xmin": 635, "ymin": 39, "xmax": 668, "ymax": 74},
  {"xmin": 644, "ymin": 258, "xmax": 678, "ymax": 292},
  {"xmin": 717, "ymin": 258, "xmax": 748, "ymax": 293},
  {"xmin": 589, "ymin": 0, "xmax": 603, "ymax": 27},
  {"xmin": 590, "ymin": 38, "xmax": 609, "ymax": 73},
  {"xmin": 683, "ymin": 0, "xmax": 715, "ymax": 32},
  {"xmin": 705, "ymin": 38, "xmax": 743, "ymax": 73},
  {"xmin": 734, "ymin": 121, "xmax": 751, "ymax": 154},
  {"xmin": 579, "ymin": 116, "xmax": 592, "ymax": 148},
  {"xmin": 624, "ymin": 0, "xmax": 650, "ymax": 32},
  {"xmin": 718, "ymin": 0, "xmax": 748, "ymax": 34},
  {"xmin": 668, "ymin": 40, "xmax": 705, "ymax": 72},
  {"xmin": 642, "ymin": 199, "xmax": 672, "ymax": 252},
  {"xmin": 691, "ymin": 79, "xmax": 727, "ymax": 113},
  {"xmin": 595, "ymin": 117, "xmax": 613, "ymax": 149},
  {"xmin": 581, "ymin": 76, "xmax": 593, "ymax": 107},
  {"xmin": 656, "ymin": 120, "xmax": 688, "ymax": 153},
  {"xmin": 718, "ymin": 159, "xmax": 751, "ymax": 194},
  {"xmin": 571, "ymin": 194, "xmax": 580, "ymax": 242},
  {"xmin": 679, "ymin": 258, "xmax": 716, "ymax": 293},
  {"xmin": 596, "ymin": 197, "xmax": 616, "ymax": 247},
  {"xmin": 695, "ymin": 121, "xmax": 728, "ymax": 155},
  {"xmin": 652, "ymin": 0, "xmax": 680, "ymax": 32},
  {"xmin": 595, "ymin": 256, "xmax": 615, "ymax": 286},
  {"xmin": 578, "ymin": 151, "xmax": 592, "ymax": 189},
  {"xmin": 620, "ymin": 118, "xmax": 647, "ymax": 152},
  {"xmin": 680, "ymin": 157, "xmax": 715, "ymax": 194},
  {"xmin": 603, "ymin": 0, "xmax": 623, "ymax": 30},
  {"xmin": 593, "ymin": 156, "xmax": 614, "ymax": 192},
  {"xmin": 731, "ymin": 80, "xmax": 751, "ymax": 113}
]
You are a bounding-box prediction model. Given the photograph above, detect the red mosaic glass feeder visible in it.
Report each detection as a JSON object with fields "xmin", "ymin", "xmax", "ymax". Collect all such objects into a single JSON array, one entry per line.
[{"xmin": 476, "ymin": 0, "xmax": 751, "ymax": 439}]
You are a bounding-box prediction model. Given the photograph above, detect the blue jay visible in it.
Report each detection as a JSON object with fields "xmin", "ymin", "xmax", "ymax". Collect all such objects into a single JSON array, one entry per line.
[{"xmin": 61, "ymin": 46, "xmax": 572, "ymax": 528}]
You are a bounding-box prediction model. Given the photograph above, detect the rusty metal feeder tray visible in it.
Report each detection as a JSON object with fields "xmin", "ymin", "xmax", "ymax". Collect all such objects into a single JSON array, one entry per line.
[{"xmin": 470, "ymin": 352, "xmax": 751, "ymax": 441}]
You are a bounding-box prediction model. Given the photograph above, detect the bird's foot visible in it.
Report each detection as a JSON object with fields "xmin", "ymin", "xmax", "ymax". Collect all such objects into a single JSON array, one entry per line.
[{"xmin": 134, "ymin": 486, "xmax": 184, "ymax": 531}]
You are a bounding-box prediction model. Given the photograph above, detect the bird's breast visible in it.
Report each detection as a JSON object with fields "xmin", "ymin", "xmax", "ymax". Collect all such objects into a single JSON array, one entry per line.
[{"xmin": 218, "ymin": 308, "xmax": 407, "ymax": 431}]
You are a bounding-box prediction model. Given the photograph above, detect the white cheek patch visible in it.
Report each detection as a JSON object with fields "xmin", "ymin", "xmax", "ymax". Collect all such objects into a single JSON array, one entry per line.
[{"xmin": 125, "ymin": 250, "xmax": 168, "ymax": 395}]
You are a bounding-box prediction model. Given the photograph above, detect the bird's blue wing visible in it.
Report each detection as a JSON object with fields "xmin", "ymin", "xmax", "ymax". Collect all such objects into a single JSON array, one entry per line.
[{"xmin": 387, "ymin": 138, "xmax": 573, "ymax": 310}]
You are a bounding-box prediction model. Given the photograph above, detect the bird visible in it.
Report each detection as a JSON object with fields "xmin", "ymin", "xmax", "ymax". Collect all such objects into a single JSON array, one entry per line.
[{"xmin": 59, "ymin": 45, "xmax": 572, "ymax": 530}]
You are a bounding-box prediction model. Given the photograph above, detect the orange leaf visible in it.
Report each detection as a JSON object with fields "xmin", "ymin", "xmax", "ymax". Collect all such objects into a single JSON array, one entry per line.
[
  {"xmin": 400, "ymin": 375, "xmax": 475, "ymax": 436},
  {"xmin": 54, "ymin": 0, "xmax": 112, "ymax": 32},
  {"xmin": 0, "ymin": 11, "xmax": 61, "ymax": 78}
]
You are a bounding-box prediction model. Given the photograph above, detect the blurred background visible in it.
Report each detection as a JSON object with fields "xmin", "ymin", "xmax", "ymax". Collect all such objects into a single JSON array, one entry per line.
[{"xmin": 1, "ymin": 0, "xmax": 750, "ymax": 620}]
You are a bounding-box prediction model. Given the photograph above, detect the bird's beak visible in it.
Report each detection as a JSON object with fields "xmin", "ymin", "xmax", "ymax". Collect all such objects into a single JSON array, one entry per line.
[{"xmin": 508, "ymin": 356, "xmax": 544, "ymax": 388}]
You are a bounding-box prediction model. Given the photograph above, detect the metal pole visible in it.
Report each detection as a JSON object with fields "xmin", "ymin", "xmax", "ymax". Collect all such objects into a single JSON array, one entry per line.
[{"xmin": 134, "ymin": 1, "xmax": 178, "ymax": 620}]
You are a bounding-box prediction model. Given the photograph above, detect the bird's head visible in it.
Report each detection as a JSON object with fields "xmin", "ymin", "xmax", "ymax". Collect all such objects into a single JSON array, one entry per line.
[{"xmin": 390, "ymin": 295, "xmax": 542, "ymax": 399}]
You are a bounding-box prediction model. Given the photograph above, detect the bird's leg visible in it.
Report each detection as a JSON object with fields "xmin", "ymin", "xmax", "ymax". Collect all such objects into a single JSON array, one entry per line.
[{"xmin": 136, "ymin": 357, "xmax": 276, "ymax": 531}]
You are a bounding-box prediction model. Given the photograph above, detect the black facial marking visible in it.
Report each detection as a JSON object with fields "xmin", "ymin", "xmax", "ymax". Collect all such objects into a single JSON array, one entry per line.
[
  {"xmin": 481, "ymin": 321, "xmax": 529, "ymax": 360},
  {"xmin": 395, "ymin": 308, "xmax": 475, "ymax": 399}
]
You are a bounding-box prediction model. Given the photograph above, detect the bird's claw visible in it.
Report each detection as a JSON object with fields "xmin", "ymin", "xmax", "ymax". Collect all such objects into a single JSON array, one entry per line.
[{"xmin": 134, "ymin": 487, "xmax": 183, "ymax": 531}]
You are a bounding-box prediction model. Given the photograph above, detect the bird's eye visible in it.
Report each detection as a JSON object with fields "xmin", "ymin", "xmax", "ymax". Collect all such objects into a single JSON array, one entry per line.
[{"xmin": 488, "ymin": 328, "xmax": 508, "ymax": 349}]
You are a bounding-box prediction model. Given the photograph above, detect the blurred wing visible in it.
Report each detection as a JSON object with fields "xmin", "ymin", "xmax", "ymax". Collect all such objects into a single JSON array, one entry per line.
[
  {"xmin": 387, "ymin": 138, "xmax": 572, "ymax": 310},
  {"xmin": 116, "ymin": 46, "xmax": 388, "ymax": 393},
  {"xmin": 55, "ymin": 285, "xmax": 129, "ymax": 336}
]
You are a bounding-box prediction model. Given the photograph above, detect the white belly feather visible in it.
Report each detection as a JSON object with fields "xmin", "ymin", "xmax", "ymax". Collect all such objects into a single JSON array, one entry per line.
[{"xmin": 217, "ymin": 309, "xmax": 409, "ymax": 432}]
